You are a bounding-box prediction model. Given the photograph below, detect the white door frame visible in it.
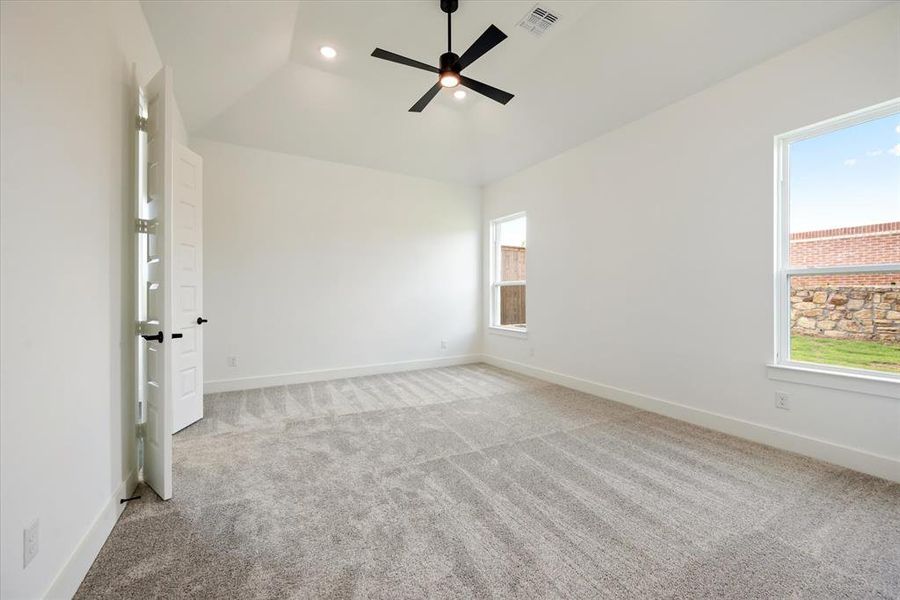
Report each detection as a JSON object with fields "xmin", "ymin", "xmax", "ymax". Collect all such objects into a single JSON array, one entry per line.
[{"xmin": 137, "ymin": 66, "xmax": 176, "ymax": 500}]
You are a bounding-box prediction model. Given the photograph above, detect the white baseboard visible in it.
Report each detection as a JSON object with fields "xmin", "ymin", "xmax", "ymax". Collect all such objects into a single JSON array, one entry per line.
[
  {"xmin": 205, "ymin": 354, "xmax": 482, "ymax": 394},
  {"xmin": 482, "ymin": 355, "xmax": 900, "ymax": 483},
  {"xmin": 44, "ymin": 469, "xmax": 138, "ymax": 599}
]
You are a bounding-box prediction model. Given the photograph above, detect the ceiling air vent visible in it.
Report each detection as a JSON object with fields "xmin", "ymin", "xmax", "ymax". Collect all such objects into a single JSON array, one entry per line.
[{"xmin": 517, "ymin": 5, "xmax": 560, "ymax": 37}]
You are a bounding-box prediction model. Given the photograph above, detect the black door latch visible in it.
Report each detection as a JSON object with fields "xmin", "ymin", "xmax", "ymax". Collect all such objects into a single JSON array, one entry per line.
[{"xmin": 141, "ymin": 331, "xmax": 183, "ymax": 342}]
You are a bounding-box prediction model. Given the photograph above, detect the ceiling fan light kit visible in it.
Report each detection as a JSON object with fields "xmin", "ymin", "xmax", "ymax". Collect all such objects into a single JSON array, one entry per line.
[{"xmin": 371, "ymin": 0, "xmax": 515, "ymax": 112}]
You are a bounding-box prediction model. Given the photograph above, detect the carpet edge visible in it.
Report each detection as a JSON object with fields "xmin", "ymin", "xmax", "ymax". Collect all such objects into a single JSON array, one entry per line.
[
  {"xmin": 482, "ymin": 354, "xmax": 900, "ymax": 483},
  {"xmin": 204, "ymin": 354, "xmax": 483, "ymax": 393}
]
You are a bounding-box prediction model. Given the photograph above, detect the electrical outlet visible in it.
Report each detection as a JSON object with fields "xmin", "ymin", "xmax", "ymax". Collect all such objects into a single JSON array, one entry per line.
[
  {"xmin": 775, "ymin": 392, "xmax": 791, "ymax": 411},
  {"xmin": 227, "ymin": 356, "xmax": 238, "ymax": 368},
  {"xmin": 529, "ymin": 347, "xmax": 535, "ymax": 357},
  {"xmin": 440, "ymin": 339, "xmax": 447, "ymax": 350},
  {"xmin": 23, "ymin": 519, "xmax": 38, "ymax": 568}
]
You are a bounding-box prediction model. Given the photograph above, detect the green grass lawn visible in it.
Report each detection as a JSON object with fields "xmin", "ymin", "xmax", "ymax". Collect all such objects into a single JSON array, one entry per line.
[{"xmin": 791, "ymin": 335, "xmax": 900, "ymax": 374}]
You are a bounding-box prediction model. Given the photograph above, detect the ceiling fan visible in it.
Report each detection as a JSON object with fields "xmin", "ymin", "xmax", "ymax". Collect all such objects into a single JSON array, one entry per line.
[{"xmin": 371, "ymin": 0, "xmax": 514, "ymax": 112}]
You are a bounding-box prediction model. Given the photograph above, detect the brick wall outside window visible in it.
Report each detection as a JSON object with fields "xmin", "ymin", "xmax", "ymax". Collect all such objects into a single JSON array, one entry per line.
[{"xmin": 790, "ymin": 221, "xmax": 899, "ymax": 287}]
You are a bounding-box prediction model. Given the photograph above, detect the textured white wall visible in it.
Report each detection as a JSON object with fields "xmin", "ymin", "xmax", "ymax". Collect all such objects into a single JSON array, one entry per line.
[
  {"xmin": 194, "ymin": 139, "xmax": 482, "ymax": 387},
  {"xmin": 483, "ymin": 7, "xmax": 900, "ymax": 475},
  {"xmin": 0, "ymin": 1, "xmax": 185, "ymax": 597}
]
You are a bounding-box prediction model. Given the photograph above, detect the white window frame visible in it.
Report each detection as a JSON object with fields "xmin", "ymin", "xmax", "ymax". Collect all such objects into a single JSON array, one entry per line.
[
  {"xmin": 489, "ymin": 212, "xmax": 527, "ymax": 335},
  {"xmin": 773, "ymin": 98, "xmax": 900, "ymax": 390}
]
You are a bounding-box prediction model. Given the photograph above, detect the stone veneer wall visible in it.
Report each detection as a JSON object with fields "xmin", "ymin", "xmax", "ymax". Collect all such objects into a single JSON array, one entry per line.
[{"xmin": 791, "ymin": 286, "xmax": 900, "ymax": 342}]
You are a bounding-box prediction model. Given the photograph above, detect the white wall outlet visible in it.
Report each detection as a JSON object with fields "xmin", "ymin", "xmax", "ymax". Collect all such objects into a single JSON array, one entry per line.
[
  {"xmin": 440, "ymin": 339, "xmax": 447, "ymax": 350},
  {"xmin": 775, "ymin": 392, "xmax": 791, "ymax": 411},
  {"xmin": 23, "ymin": 518, "xmax": 39, "ymax": 568},
  {"xmin": 227, "ymin": 356, "xmax": 238, "ymax": 368}
]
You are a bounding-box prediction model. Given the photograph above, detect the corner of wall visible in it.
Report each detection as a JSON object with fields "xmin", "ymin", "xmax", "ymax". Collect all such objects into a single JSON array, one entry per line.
[{"xmin": 44, "ymin": 470, "xmax": 139, "ymax": 599}]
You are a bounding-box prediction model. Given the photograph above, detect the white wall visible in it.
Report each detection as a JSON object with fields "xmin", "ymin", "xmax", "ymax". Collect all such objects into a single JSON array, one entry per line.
[
  {"xmin": 482, "ymin": 6, "xmax": 900, "ymax": 480},
  {"xmin": 1, "ymin": 6, "xmax": 895, "ymax": 599},
  {"xmin": 193, "ymin": 139, "xmax": 481, "ymax": 390},
  {"xmin": 0, "ymin": 2, "xmax": 184, "ymax": 597}
]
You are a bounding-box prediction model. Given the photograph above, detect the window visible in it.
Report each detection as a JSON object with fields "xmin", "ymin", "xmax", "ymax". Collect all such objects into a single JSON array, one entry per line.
[
  {"xmin": 775, "ymin": 100, "xmax": 900, "ymax": 377},
  {"xmin": 490, "ymin": 213, "xmax": 527, "ymax": 332}
]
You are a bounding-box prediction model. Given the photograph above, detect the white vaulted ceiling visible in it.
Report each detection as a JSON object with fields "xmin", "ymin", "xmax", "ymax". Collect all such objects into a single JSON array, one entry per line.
[{"xmin": 141, "ymin": 0, "xmax": 889, "ymax": 184}]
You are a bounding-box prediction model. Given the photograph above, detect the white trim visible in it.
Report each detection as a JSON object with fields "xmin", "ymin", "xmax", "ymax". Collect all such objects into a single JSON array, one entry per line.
[
  {"xmin": 777, "ymin": 97, "xmax": 900, "ymax": 143},
  {"xmin": 204, "ymin": 354, "xmax": 481, "ymax": 393},
  {"xmin": 784, "ymin": 264, "xmax": 900, "ymax": 276},
  {"xmin": 767, "ymin": 363, "xmax": 899, "ymax": 398},
  {"xmin": 490, "ymin": 211, "xmax": 527, "ymax": 226},
  {"xmin": 487, "ymin": 325, "xmax": 528, "ymax": 338},
  {"xmin": 44, "ymin": 469, "xmax": 139, "ymax": 599},
  {"xmin": 482, "ymin": 355, "xmax": 900, "ymax": 483},
  {"xmin": 774, "ymin": 131, "xmax": 790, "ymax": 365},
  {"xmin": 494, "ymin": 280, "xmax": 526, "ymax": 287}
]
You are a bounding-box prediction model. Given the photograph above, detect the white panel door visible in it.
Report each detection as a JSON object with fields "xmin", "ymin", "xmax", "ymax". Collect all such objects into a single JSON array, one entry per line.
[
  {"xmin": 173, "ymin": 144, "xmax": 204, "ymax": 432},
  {"xmin": 140, "ymin": 66, "xmax": 175, "ymax": 501}
]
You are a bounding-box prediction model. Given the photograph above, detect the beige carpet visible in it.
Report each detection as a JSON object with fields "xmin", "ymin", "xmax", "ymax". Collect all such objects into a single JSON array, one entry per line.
[{"xmin": 76, "ymin": 363, "xmax": 900, "ymax": 599}]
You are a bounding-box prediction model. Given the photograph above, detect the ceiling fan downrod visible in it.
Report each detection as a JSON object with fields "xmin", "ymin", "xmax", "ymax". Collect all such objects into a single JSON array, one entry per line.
[{"xmin": 443, "ymin": 0, "xmax": 458, "ymax": 78}]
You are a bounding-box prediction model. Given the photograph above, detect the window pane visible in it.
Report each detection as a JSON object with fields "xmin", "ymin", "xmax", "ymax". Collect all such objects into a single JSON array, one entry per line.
[
  {"xmin": 788, "ymin": 113, "xmax": 899, "ymax": 268},
  {"xmin": 501, "ymin": 245, "xmax": 526, "ymax": 281},
  {"xmin": 790, "ymin": 273, "xmax": 900, "ymax": 374},
  {"xmin": 497, "ymin": 215, "xmax": 526, "ymax": 282},
  {"xmin": 493, "ymin": 214, "xmax": 527, "ymax": 330},
  {"xmin": 499, "ymin": 284, "xmax": 526, "ymax": 328}
]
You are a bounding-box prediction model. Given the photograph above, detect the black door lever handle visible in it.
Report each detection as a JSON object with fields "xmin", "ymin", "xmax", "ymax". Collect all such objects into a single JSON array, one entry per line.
[
  {"xmin": 171, "ymin": 333, "xmax": 183, "ymax": 339},
  {"xmin": 196, "ymin": 317, "xmax": 208, "ymax": 325},
  {"xmin": 142, "ymin": 331, "xmax": 164, "ymax": 343}
]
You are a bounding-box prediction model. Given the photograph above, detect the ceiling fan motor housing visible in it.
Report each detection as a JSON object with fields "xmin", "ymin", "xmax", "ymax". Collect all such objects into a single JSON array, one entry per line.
[
  {"xmin": 440, "ymin": 0, "xmax": 459, "ymax": 14},
  {"xmin": 439, "ymin": 52, "xmax": 460, "ymax": 74}
]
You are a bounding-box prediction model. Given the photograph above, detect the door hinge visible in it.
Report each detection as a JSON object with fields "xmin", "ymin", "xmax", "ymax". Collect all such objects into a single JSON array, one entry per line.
[
  {"xmin": 136, "ymin": 218, "xmax": 153, "ymax": 233},
  {"xmin": 136, "ymin": 421, "xmax": 146, "ymax": 439},
  {"xmin": 136, "ymin": 115, "xmax": 149, "ymax": 132}
]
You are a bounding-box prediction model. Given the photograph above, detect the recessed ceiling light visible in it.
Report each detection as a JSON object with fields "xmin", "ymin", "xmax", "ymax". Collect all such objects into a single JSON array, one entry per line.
[
  {"xmin": 453, "ymin": 90, "xmax": 466, "ymax": 100},
  {"xmin": 319, "ymin": 46, "xmax": 337, "ymax": 59}
]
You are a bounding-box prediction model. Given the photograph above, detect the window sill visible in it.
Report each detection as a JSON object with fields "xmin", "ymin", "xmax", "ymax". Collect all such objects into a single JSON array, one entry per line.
[
  {"xmin": 766, "ymin": 362, "xmax": 899, "ymax": 399},
  {"xmin": 488, "ymin": 326, "xmax": 528, "ymax": 339}
]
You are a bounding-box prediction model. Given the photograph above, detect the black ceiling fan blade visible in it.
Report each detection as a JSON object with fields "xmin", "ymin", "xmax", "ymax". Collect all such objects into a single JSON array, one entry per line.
[
  {"xmin": 371, "ymin": 48, "xmax": 440, "ymax": 74},
  {"xmin": 459, "ymin": 76, "xmax": 514, "ymax": 105},
  {"xmin": 409, "ymin": 82, "xmax": 443, "ymax": 112},
  {"xmin": 454, "ymin": 24, "xmax": 507, "ymax": 72}
]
